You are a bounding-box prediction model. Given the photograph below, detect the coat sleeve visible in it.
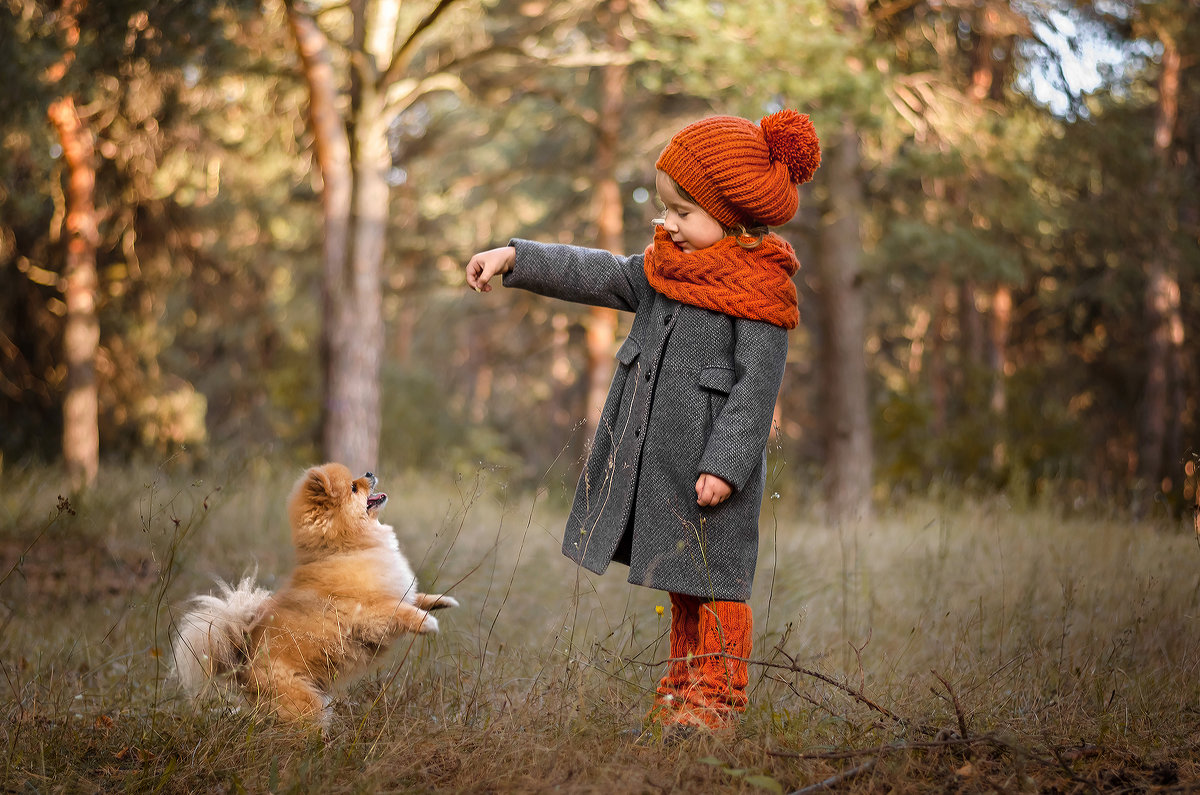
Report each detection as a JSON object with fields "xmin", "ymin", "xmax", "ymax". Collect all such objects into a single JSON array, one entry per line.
[
  {"xmin": 697, "ymin": 319, "xmax": 789, "ymax": 492},
  {"xmin": 503, "ymin": 239, "xmax": 645, "ymax": 312}
]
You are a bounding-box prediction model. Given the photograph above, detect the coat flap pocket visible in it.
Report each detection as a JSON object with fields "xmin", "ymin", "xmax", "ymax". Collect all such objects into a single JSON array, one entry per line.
[
  {"xmin": 615, "ymin": 336, "xmax": 641, "ymax": 365},
  {"xmin": 698, "ymin": 365, "xmax": 734, "ymax": 394}
]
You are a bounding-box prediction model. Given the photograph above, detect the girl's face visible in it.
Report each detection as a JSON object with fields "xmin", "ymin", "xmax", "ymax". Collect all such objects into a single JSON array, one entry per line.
[{"xmin": 654, "ymin": 170, "xmax": 725, "ymax": 253}]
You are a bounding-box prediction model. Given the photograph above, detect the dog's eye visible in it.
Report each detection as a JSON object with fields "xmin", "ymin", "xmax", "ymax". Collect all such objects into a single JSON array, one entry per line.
[{"xmin": 352, "ymin": 483, "xmax": 358, "ymax": 494}]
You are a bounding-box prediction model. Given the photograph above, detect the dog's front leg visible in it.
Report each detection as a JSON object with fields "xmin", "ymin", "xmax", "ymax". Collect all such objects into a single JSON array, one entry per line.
[
  {"xmin": 414, "ymin": 593, "xmax": 459, "ymax": 611},
  {"xmin": 386, "ymin": 601, "xmax": 440, "ymax": 635}
]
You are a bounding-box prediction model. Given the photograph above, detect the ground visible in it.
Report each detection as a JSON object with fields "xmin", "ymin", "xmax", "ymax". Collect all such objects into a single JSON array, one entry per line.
[{"xmin": 1, "ymin": 465, "xmax": 1198, "ymax": 792}]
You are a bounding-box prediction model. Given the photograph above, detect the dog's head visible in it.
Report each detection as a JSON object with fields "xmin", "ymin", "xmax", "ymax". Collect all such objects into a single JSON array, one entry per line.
[{"xmin": 287, "ymin": 463, "xmax": 389, "ymax": 556}]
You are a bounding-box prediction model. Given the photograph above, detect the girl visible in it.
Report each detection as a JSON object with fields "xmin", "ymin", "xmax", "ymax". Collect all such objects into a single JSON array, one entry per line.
[{"xmin": 465, "ymin": 110, "xmax": 820, "ymax": 733}]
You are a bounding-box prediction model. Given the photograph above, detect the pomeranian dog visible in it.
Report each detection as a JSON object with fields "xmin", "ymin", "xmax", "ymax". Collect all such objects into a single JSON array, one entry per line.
[{"xmin": 170, "ymin": 463, "xmax": 458, "ymax": 728}]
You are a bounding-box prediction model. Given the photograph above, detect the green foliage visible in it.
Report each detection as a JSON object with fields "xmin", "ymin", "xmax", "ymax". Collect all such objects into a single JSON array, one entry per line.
[
  {"xmin": 380, "ymin": 364, "xmax": 518, "ymax": 479},
  {"xmin": 637, "ymin": 0, "xmax": 887, "ymax": 131},
  {"xmin": 1, "ymin": 0, "xmax": 1199, "ymax": 513},
  {"xmin": 1, "ymin": 0, "xmax": 317, "ymax": 467},
  {"xmin": 874, "ymin": 362, "xmax": 1099, "ymax": 502}
]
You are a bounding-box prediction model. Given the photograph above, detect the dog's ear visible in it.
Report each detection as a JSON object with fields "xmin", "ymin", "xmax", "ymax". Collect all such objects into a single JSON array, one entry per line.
[{"xmin": 301, "ymin": 466, "xmax": 336, "ymax": 509}]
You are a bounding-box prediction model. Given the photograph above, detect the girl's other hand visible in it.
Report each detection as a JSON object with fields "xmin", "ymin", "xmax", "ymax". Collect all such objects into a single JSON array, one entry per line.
[
  {"xmin": 465, "ymin": 246, "xmax": 516, "ymax": 293},
  {"xmin": 696, "ymin": 473, "xmax": 733, "ymax": 507}
]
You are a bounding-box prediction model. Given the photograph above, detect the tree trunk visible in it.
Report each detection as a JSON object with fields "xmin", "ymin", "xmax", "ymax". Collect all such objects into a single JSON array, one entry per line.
[
  {"xmin": 288, "ymin": 0, "xmax": 399, "ymax": 473},
  {"xmin": 815, "ymin": 120, "xmax": 872, "ymax": 522},
  {"xmin": 1139, "ymin": 262, "xmax": 1174, "ymax": 492},
  {"xmin": 928, "ymin": 274, "xmax": 950, "ymax": 436},
  {"xmin": 584, "ymin": 0, "xmax": 628, "ymax": 443},
  {"xmin": 333, "ymin": 92, "xmax": 389, "ymax": 472},
  {"xmin": 1136, "ymin": 31, "xmax": 1182, "ymax": 508},
  {"xmin": 989, "ymin": 284, "xmax": 1011, "ymax": 470},
  {"xmin": 286, "ymin": 5, "xmax": 356, "ymax": 464},
  {"xmin": 48, "ymin": 96, "xmax": 99, "ymax": 490},
  {"xmin": 289, "ymin": 0, "xmax": 465, "ymax": 472},
  {"xmin": 959, "ymin": 280, "xmax": 984, "ymax": 373}
]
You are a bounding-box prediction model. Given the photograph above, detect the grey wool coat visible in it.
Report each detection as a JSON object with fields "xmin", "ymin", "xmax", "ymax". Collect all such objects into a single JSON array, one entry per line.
[{"xmin": 505, "ymin": 239, "xmax": 789, "ymax": 601}]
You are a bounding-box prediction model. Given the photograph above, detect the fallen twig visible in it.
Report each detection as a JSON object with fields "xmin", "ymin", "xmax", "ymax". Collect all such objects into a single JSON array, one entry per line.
[
  {"xmin": 626, "ymin": 650, "xmax": 909, "ymax": 727},
  {"xmin": 771, "ymin": 736, "xmax": 977, "ymax": 760},
  {"xmin": 788, "ymin": 759, "xmax": 878, "ymax": 794},
  {"xmin": 931, "ymin": 669, "xmax": 969, "ymax": 744}
]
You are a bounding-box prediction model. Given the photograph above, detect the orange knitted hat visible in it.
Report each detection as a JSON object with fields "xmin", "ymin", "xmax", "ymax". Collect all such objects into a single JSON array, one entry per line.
[{"xmin": 655, "ymin": 110, "xmax": 820, "ymax": 228}]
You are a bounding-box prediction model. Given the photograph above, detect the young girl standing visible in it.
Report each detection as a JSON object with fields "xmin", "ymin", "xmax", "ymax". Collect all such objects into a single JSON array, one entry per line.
[{"xmin": 465, "ymin": 110, "xmax": 820, "ymax": 733}]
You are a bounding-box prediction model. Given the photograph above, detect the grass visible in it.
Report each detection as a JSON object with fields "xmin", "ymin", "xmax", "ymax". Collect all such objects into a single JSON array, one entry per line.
[{"xmin": 1, "ymin": 460, "xmax": 1199, "ymax": 793}]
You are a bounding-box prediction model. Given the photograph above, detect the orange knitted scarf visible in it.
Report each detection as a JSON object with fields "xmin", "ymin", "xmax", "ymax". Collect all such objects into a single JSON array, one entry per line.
[{"xmin": 643, "ymin": 226, "xmax": 800, "ymax": 330}]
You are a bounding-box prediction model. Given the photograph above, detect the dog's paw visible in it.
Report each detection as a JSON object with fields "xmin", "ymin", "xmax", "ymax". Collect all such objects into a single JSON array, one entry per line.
[
  {"xmin": 418, "ymin": 612, "xmax": 439, "ymax": 634},
  {"xmin": 432, "ymin": 595, "xmax": 459, "ymax": 610}
]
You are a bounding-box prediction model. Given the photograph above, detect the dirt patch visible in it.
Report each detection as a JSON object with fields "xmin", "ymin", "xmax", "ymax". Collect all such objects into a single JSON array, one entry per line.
[{"xmin": 0, "ymin": 534, "xmax": 159, "ymax": 602}]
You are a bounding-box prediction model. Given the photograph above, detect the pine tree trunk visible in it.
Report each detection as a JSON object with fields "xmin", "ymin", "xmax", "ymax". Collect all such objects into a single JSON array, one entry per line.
[
  {"xmin": 815, "ymin": 121, "xmax": 872, "ymax": 522},
  {"xmin": 587, "ymin": 165, "xmax": 620, "ymax": 440},
  {"xmin": 929, "ymin": 274, "xmax": 950, "ymax": 436},
  {"xmin": 289, "ymin": 0, "xmax": 396, "ymax": 472},
  {"xmin": 330, "ymin": 92, "xmax": 389, "ymax": 472},
  {"xmin": 959, "ymin": 280, "xmax": 984, "ymax": 372},
  {"xmin": 989, "ymin": 285, "xmax": 1011, "ymax": 470},
  {"xmin": 1139, "ymin": 263, "xmax": 1174, "ymax": 492},
  {"xmin": 1136, "ymin": 32, "xmax": 1182, "ymax": 509},
  {"xmin": 287, "ymin": 5, "xmax": 356, "ymax": 464},
  {"xmin": 48, "ymin": 96, "xmax": 99, "ymax": 489},
  {"xmin": 584, "ymin": 0, "xmax": 627, "ymax": 443}
]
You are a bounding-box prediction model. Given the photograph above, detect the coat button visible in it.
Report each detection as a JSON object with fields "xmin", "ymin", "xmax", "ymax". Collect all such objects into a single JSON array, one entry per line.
[
  {"xmin": 635, "ymin": 427, "xmax": 641, "ymax": 437},
  {"xmin": 645, "ymin": 371, "xmax": 651, "ymax": 382}
]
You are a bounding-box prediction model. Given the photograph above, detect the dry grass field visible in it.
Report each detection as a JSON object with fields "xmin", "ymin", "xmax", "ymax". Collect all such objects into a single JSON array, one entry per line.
[{"xmin": 1, "ymin": 461, "xmax": 1198, "ymax": 793}]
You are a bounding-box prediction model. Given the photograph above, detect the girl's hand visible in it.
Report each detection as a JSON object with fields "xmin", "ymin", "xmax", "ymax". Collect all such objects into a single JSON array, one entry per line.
[
  {"xmin": 465, "ymin": 246, "xmax": 516, "ymax": 293},
  {"xmin": 696, "ymin": 473, "xmax": 733, "ymax": 507}
]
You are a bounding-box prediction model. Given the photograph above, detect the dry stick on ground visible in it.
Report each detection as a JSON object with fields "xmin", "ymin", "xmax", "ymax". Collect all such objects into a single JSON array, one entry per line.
[
  {"xmin": 629, "ymin": 644, "xmax": 1105, "ymax": 790},
  {"xmin": 774, "ymin": 736, "xmax": 977, "ymax": 760},
  {"xmin": 637, "ymin": 648, "xmax": 1107, "ymax": 789},
  {"xmin": 627, "ymin": 627, "xmax": 1138, "ymax": 791},
  {"xmin": 788, "ymin": 758, "xmax": 878, "ymax": 795},
  {"xmin": 625, "ymin": 646, "xmax": 910, "ymax": 728},
  {"xmin": 768, "ymin": 642, "xmax": 909, "ymax": 727},
  {"xmin": 771, "ymin": 674, "xmax": 864, "ymax": 732},
  {"xmin": 931, "ymin": 670, "xmax": 969, "ymax": 743}
]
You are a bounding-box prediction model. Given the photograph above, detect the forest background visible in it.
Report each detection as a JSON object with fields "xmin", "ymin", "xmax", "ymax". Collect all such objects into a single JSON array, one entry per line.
[{"xmin": 2, "ymin": 0, "xmax": 1199, "ymax": 519}]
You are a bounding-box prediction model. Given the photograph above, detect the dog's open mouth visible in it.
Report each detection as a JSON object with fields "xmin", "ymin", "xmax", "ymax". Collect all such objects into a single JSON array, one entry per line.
[{"xmin": 367, "ymin": 492, "xmax": 387, "ymax": 512}]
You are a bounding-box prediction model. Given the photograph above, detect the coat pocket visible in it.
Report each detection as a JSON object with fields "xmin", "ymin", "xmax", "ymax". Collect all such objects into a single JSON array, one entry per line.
[
  {"xmin": 615, "ymin": 336, "xmax": 641, "ymax": 365},
  {"xmin": 698, "ymin": 365, "xmax": 734, "ymax": 431},
  {"xmin": 697, "ymin": 365, "xmax": 734, "ymax": 394}
]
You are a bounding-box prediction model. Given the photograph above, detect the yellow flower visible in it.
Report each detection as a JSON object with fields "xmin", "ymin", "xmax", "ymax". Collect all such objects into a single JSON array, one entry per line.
[{"xmin": 655, "ymin": 605, "xmax": 664, "ymax": 616}]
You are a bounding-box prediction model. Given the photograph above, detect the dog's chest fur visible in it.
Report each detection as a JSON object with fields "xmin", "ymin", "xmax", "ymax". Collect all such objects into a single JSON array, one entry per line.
[{"xmin": 252, "ymin": 522, "xmax": 421, "ymax": 670}]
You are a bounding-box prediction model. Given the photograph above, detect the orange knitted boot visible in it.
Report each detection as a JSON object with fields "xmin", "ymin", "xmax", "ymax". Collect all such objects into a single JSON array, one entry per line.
[
  {"xmin": 671, "ymin": 600, "xmax": 752, "ymax": 730},
  {"xmin": 649, "ymin": 592, "xmax": 701, "ymax": 720}
]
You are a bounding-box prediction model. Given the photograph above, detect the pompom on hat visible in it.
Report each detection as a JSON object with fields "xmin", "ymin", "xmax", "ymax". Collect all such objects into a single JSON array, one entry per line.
[{"xmin": 655, "ymin": 109, "xmax": 820, "ymax": 228}]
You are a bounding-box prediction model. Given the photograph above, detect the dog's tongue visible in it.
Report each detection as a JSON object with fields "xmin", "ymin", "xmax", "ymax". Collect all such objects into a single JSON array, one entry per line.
[{"xmin": 368, "ymin": 492, "xmax": 387, "ymax": 509}]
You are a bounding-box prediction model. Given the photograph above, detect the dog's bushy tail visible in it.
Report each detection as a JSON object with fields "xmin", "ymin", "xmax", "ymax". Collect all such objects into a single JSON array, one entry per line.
[{"xmin": 170, "ymin": 574, "xmax": 271, "ymax": 695}]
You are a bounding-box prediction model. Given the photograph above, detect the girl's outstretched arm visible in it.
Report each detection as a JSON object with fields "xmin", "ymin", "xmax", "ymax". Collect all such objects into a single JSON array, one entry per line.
[
  {"xmin": 465, "ymin": 246, "xmax": 516, "ymax": 292},
  {"xmin": 503, "ymin": 240, "xmax": 645, "ymax": 312}
]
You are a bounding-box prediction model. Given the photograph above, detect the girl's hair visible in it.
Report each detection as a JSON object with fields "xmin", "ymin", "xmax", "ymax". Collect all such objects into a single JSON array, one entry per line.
[{"xmin": 658, "ymin": 174, "xmax": 769, "ymax": 249}]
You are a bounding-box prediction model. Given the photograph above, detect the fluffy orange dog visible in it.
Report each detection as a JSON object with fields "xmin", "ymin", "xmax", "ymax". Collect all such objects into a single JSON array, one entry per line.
[{"xmin": 170, "ymin": 463, "xmax": 457, "ymax": 727}]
